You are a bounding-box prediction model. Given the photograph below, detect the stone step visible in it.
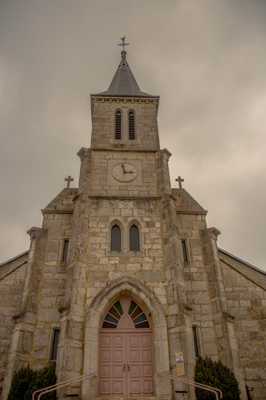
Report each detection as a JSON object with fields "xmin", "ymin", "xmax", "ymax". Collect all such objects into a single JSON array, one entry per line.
[
  {"xmin": 61, "ymin": 396, "xmax": 156, "ymax": 400},
  {"xmin": 96, "ymin": 396, "xmax": 156, "ymax": 400}
]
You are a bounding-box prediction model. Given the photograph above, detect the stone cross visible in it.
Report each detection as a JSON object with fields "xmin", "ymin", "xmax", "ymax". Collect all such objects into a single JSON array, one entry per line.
[
  {"xmin": 118, "ymin": 36, "xmax": 130, "ymax": 52},
  {"xmin": 175, "ymin": 176, "xmax": 184, "ymax": 189},
  {"xmin": 65, "ymin": 175, "xmax": 74, "ymax": 189}
]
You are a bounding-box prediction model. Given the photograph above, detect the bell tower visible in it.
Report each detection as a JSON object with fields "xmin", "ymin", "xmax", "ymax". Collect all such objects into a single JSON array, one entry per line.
[
  {"xmin": 78, "ymin": 38, "xmax": 171, "ymax": 198},
  {"xmin": 90, "ymin": 39, "xmax": 160, "ymax": 152}
]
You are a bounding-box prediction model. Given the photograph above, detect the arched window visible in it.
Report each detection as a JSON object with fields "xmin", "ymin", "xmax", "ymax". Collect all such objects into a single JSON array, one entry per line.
[
  {"xmin": 115, "ymin": 109, "xmax": 122, "ymax": 140},
  {"xmin": 111, "ymin": 224, "xmax": 121, "ymax": 252},
  {"xmin": 102, "ymin": 299, "xmax": 149, "ymax": 329},
  {"xmin": 129, "ymin": 224, "xmax": 140, "ymax": 252},
  {"xmin": 128, "ymin": 110, "xmax": 135, "ymax": 140}
]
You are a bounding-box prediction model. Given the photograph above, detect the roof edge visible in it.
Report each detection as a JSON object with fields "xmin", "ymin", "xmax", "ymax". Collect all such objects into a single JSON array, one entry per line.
[
  {"xmin": 90, "ymin": 94, "xmax": 160, "ymax": 100},
  {"xmin": 218, "ymin": 248, "xmax": 266, "ymax": 276},
  {"xmin": 0, "ymin": 250, "xmax": 29, "ymax": 267}
]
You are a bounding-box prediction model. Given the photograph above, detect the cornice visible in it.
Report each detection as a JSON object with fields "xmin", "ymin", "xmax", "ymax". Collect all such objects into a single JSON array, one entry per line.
[
  {"xmin": 90, "ymin": 95, "xmax": 159, "ymax": 104},
  {"xmin": 176, "ymin": 210, "xmax": 207, "ymax": 216},
  {"xmin": 87, "ymin": 195, "xmax": 161, "ymax": 201},
  {"xmin": 42, "ymin": 209, "xmax": 73, "ymax": 215},
  {"xmin": 89, "ymin": 147, "xmax": 159, "ymax": 153}
]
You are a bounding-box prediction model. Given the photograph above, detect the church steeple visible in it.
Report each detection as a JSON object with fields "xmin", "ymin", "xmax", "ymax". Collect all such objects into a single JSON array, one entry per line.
[
  {"xmin": 90, "ymin": 38, "xmax": 159, "ymax": 151},
  {"xmin": 97, "ymin": 37, "xmax": 153, "ymax": 97}
]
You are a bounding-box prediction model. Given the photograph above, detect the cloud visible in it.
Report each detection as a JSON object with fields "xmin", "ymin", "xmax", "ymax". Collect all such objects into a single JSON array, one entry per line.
[{"xmin": 0, "ymin": 0, "xmax": 265, "ymax": 269}]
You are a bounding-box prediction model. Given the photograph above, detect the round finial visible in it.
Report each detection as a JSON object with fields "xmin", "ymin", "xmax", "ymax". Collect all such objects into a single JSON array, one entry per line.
[
  {"xmin": 121, "ymin": 50, "xmax": 127, "ymax": 60},
  {"xmin": 118, "ymin": 36, "xmax": 130, "ymax": 57}
]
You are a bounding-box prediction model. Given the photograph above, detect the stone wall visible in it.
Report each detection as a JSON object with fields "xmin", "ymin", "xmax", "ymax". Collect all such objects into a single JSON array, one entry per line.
[
  {"xmin": 78, "ymin": 149, "xmax": 162, "ymax": 198},
  {"xmin": 0, "ymin": 255, "xmax": 28, "ymax": 398},
  {"xmin": 90, "ymin": 97, "xmax": 159, "ymax": 151},
  {"xmin": 28, "ymin": 213, "xmax": 72, "ymax": 369},
  {"xmin": 71, "ymin": 197, "xmax": 167, "ymax": 310},
  {"xmin": 221, "ymin": 260, "xmax": 266, "ymax": 400}
]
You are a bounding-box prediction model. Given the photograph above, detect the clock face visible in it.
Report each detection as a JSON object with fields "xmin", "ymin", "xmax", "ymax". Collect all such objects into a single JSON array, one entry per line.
[{"xmin": 112, "ymin": 163, "xmax": 138, "ymax": 182}]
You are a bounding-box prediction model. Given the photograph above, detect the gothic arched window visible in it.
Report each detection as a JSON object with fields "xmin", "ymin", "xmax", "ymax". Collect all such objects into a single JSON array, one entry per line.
[
  {"xmin": 115, "ymin": 109, "xmax": 122, "ymax": 140},
  {"xmin": 129, "ymin": 224, "xmax": 140, "ymax": 252},
  {"xmin": 111, "ymin": 224, "xmax": 121, "ymax": 252},
  {"xmin": 128, "ymin": 110, "xmax": 135, "ymax": 140}
]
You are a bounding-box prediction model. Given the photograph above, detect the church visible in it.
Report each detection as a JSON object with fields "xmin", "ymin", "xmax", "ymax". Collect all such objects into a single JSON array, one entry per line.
[{"xmin": 0, "ymin": 41, "xmax": 266, "ymax": 400}]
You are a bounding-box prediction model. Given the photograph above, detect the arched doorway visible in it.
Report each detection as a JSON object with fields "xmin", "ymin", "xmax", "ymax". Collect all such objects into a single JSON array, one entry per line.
[{"xmin": 99, "ymin": 296, "xmax": 153, "ymax": 396}]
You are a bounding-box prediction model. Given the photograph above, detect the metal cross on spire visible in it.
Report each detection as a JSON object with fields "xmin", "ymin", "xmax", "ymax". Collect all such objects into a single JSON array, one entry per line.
[
  {"xmin": 65, "ymin": 175, "xmax": 74, "ymax": 189},
  {"xmin": 118, "ymin": 36, "xmax": 130, "ymax": 52},
  {"xmin": 175, "ymin": 176, "xmax": 184, "ymax": 189}
]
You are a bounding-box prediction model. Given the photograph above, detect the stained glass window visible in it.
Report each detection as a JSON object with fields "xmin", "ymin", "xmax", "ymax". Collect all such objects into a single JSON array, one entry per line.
[
  {"xmin": 128, "ymin": 301, "xmax": 149, "ymax": 328},
  {"xmin": 102, "ymin": 300, "xmax": 150, "ymax": 329},
  {"xmin": 102, "ymin": 300, "xmax": 123, "ymax": 328}
]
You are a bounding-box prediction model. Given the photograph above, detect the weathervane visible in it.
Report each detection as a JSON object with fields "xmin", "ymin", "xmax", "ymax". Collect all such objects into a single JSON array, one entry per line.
[{"xmin": 118, "ymin": 36, "xmax": 130, "ymax": 52}]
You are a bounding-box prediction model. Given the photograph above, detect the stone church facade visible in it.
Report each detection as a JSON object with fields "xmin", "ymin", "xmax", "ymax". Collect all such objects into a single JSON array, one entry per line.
[{"xmin": 0, "ymin": 47, "xmax": 266, "ymax": 400}]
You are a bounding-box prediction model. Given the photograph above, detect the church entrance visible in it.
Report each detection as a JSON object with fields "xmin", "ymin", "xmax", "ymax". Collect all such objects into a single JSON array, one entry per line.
[{"xmin": 99, "ymin": 296, "xmax": 153, "ymax": 397}]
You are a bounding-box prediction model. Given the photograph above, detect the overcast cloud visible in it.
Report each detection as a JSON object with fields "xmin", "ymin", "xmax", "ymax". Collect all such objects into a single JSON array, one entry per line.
[{"xmin": 0, "ymin": 0, "xmax": 266, "ymax": 269}]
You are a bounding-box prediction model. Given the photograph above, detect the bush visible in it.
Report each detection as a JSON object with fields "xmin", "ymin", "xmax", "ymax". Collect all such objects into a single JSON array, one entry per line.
[
  {"xmin": 8, "ymin": 364, "xmax": 56, "ymax": 400},
  {"xmin": 195, "ymin": 357, "xmax": 240, "ymax": 400}
]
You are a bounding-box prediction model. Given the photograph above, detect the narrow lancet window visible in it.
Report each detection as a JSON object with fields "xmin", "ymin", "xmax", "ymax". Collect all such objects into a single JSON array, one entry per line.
[
  {"xmin": 111, "ymin": 224, "xmax": 121, "ymax": 252},
  {"xmin": 115, "ymin": 110, "xmax": 122, "ymax": 139},
  {"xmin": 128, "ymin": 110, "xmax": 135, "ymax": 140},
  {"xmin": 181, "ymin": 239, "xmax": 189, "ymax": 264},
  {"xmin": 62, "ymin": 239, "xmax": 69, "ymax": 264},
  {"xmin": 50, "ymin": 328, "xmax": 60, "ymax": 362},
  {"xmin": 192, "ymin": 325, "xmax": 200, "ymax": 357},
  {"xmin": 129, "ymin": 224, "xmax": 140, "ymax": 252}
]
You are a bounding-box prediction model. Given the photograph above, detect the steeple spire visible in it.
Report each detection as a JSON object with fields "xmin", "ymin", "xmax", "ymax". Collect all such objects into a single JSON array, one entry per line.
[{"xmin": 96, "ymin": 37, "xmax": 153, "ymax": 97}]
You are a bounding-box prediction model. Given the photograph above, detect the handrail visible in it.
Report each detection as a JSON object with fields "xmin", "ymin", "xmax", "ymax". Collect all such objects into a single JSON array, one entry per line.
[
  {"xmin": 192, "ymin": 381, "xmax": 223, "ymax": 399},
  {"xmin": 32, "ymin": 373, "xmax": 91, "ymax": 400},
  {"xmin": 171, "ymin": 376, "xmax": 223, "ymax": 400},
  {"xmin": 32, "ymin": 372, "xmax": 95, "ymax": 400}
]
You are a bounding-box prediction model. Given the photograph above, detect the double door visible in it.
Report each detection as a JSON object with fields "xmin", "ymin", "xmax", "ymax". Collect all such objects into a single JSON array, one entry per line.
[{"xmin": 99, "ymin": 330, "xmax": 153, "ymax": 396}]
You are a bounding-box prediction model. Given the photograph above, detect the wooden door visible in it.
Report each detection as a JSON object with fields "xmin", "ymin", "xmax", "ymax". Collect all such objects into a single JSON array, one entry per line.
[
  {"xmin": 127, "ymin": 332, "xmax": 153, "ymax": 395},
  {"xmin": 99, "ymin": 332, "xmax": 126, "ymax": 395},
  {"xmin": 99, "ymin": 297, "xmax": 153, "ymax": 396}
]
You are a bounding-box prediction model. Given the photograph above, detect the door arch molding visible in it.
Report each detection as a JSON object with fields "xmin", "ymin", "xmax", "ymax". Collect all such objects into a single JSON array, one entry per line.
[{"xmin": 82, "ymin": 276, "xmax": 171, "ymax": 399}]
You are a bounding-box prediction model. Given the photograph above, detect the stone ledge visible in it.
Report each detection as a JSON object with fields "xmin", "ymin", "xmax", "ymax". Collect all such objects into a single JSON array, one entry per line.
[{"xmin": 87, "ymin": 195, "xmax": 161, "ymax": 200}]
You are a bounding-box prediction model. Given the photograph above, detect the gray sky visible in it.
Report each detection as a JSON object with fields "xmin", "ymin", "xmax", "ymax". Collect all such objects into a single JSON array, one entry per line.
[{"xmin": 1, "ymin": 0, "xmax": 266, "ymax": 270}]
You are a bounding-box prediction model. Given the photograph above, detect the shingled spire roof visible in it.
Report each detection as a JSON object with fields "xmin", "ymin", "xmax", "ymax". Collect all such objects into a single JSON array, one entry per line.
[{"xmin": 96, "ymin": 50, "xmax": 153, "ymax": 97}]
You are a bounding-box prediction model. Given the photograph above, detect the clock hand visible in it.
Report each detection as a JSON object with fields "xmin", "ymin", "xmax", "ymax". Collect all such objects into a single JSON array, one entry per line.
[{"xmin": 121, "ymin": 163, "xmax": 134, "ymax": 174}]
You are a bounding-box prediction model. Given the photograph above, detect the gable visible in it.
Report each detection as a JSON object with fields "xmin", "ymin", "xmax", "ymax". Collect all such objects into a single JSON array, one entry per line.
[
  {"xmin": 43, "ymin": 188, "xmax": 78, "ymax": 214},
  {"xmin": 218, "ymin": 248, "xmax": 266, "ymax": 291},
  {"xmin": 0, "ymin": 251, "xmax": 29, "ymax": 281},
  {"xmin": 172, "ymin": 188, "xmax": 207, "ymax": 215}
]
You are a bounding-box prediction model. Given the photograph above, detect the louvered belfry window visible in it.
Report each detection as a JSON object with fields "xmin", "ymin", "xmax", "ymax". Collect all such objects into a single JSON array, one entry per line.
[
  {"xmin": 128, "ymin": 110, "xmax": 135, "ymax": 140},
  {"xmin": 115, "ymin": 109, "xmax": 122, "ymax": 139}
]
